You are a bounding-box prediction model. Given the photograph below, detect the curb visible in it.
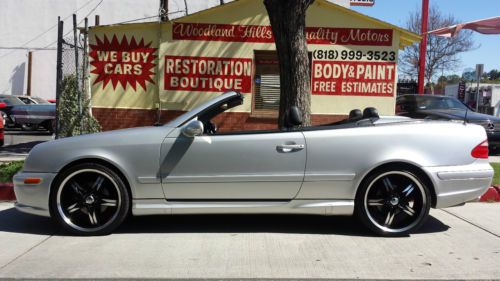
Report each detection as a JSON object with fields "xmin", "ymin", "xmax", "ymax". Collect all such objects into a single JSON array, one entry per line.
[
  {"xmin": 479, "ymin": 186, "xmax": 500, "ymax": 202},
  {"xmin": 0, "ymin": 183, "xmax": 15, "ymax": 201}
]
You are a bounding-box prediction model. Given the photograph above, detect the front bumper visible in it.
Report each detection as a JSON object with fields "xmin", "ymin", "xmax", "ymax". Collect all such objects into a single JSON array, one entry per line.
[
  {"xmin": 423, "ymin": 161, "xmax": 493, "ymax": 208},
  {"xmin": 13, "ymin": 172, "xmax": 57, "ymax": 217}
]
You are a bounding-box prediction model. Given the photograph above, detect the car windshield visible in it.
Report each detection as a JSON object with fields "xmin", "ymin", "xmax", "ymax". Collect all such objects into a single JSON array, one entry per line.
[
  {"xmin": 31, "ymin": 97, "xmax": 50, "ymax": 104},
  {"xmin": 0, "ymin": 96, "xmax": 26, "ymax": 106},
  {"xmin": 414, "ymin": 96, "xmax": 469, "ymax": 111}
]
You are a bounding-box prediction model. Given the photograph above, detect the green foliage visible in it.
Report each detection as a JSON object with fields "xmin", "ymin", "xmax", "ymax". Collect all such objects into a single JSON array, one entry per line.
[
  {"xmin": 58, "ymin": 75, "xmax": 101, "ymax": 138},
  {"xmin": 0, "ymin": 161, "xmax": 24, "ymax": 183},
  {"xmin": 462, "ymin": 69, "xmax": 500, "ymax": 84},
  {"xmin": 491, "ymin": 163, "xmax": 500, "ymax": 186},
  {"xmin": 487, "ymin": 69, "xmax": 500, "ymax": 81}
]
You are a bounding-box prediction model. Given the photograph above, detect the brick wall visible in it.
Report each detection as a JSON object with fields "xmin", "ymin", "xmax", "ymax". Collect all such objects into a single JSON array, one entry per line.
[{"xmin": 92, "ymin": 107, "xmax": 346, "ymax": 132}]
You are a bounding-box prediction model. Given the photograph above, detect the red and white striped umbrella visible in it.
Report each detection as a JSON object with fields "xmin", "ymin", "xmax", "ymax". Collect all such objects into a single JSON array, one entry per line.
[{"xmin": 428, "ymin": 16, "xmax": 500, "ymax": 37}]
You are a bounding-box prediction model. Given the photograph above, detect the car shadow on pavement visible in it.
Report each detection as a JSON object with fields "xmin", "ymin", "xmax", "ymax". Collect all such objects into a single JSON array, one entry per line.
[
  {"xmin": 0, "ymin": 206, "xmax": 449, "ymax": 237},
  {"xmin": 116, "ymin": 213, "xmax": 449, "ymax": 237},
  {"xmin": 0, "ymin": 206, "xmax": 58, "ymax": 235}
]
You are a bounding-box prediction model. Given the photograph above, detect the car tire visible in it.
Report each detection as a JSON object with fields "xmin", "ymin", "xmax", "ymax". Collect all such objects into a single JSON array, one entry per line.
[
  {"xmin": 41, "ymin": 120, "xmax": 54, "ymax": 133},
  {"xmin": 21, "ymin": 123, "xmax": 38, "ymax": 131},
  {"xmin": 50, "ymin": 163, "xmax": 130, "ymax": 236},
  {"xmin": 355, "ymin": 168, "xmax": 431, "ymax": 236}
]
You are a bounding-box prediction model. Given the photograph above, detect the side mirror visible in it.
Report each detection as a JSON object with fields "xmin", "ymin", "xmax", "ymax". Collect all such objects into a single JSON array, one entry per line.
[
  {"xmin": 0, "ymin": 102, "xmax": 6, "ymax": 109},
  {"xmin": 181, "ymin": 120, "xmax": 204, "ymax": 138}
]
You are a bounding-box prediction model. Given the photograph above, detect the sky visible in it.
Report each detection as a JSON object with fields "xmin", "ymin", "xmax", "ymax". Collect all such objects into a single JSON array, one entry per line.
[{"xmin": 352, "ymin": 0, "xmax": 500, "ymax": 76}]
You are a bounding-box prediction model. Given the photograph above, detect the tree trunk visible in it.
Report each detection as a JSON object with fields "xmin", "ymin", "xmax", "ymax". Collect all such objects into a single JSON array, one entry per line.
[{"xmin": 264, "ymin": 0, "xmax": 314, "ymax": 129}]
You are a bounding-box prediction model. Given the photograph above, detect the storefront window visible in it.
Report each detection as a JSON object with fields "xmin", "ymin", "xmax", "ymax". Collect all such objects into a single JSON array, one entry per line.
[
  {"xmin": 252, "ymin": 51, "xmax": 311, "ymax": 117},
  {"xmin": 253, "ymin": 51, "xmax": 280, "ymax": 117}
]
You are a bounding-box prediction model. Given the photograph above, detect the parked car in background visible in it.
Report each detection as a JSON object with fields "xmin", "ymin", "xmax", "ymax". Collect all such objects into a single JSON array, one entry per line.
[
  {"xmin": 14, "ymin": 91, "xmax": 493, "ymax": 236},
  {"xmin": 0, "ymin": 94, "xmax": 27, "ymax": 128},
  {"xmin": 396, "ymin": 94, "xmax": 500, "ymax": 152},
  {"xmin": 0, "ymin": 102, "xmax": 5, "ymax": 146},
  {"xmin": 0, "ymin": 102, "xmax": 6, "ymax": 127},
  {"xmin": 17, "ymin": 96, "xmax": 51, "ymax": 105},
  {"xmin": 0, "ymin": 94, "xmax": 55, "ymax": 132},
  {"xmin": 10, "ymin": 103, "xmax": 55, "ymax": 132}
]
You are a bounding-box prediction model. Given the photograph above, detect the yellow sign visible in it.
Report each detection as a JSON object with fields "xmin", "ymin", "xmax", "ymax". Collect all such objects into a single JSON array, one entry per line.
[{"xmin": 89, "ymin": 0, "xmax": 419, "ymax": 115}]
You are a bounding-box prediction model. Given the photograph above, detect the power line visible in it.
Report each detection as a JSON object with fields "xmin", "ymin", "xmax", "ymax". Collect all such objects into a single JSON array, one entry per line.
[
  {"xmin": 112, "ymin": 10, "xmax": 185, "ymax": 25},
  {"xmin": 0, "ymin": 47, "xmax": 56, "ymax": 51},
  {"xmin": 44, "ymin": 0, "xmax": 104, "ymax": 49},
  {"xmin": 0, "ymin": 0, "xmax": 98, "ymax": 60}
]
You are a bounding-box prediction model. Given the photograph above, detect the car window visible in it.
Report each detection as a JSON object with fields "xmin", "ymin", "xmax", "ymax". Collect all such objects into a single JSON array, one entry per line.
[
  {"xmin": 32, "ymin": 97, "xmax": 50, "ymax": 104},
  {"xmin": 0, "ymin": 96, "xmax": 25, "ymax": 106},
  {"xmin": 414, "ymin": 96, "xmax": 468, "ymax": 111},
  {"xmin": 444, "ymin": 98, "xmax": 468, "ymax": 110},
  {"xmin": 396, "ymin": 97, "xmax": 411, "ymax": 113},
  {"xmin": 18, "ymin": 97, "xmax": 35, "ymax": 104}
]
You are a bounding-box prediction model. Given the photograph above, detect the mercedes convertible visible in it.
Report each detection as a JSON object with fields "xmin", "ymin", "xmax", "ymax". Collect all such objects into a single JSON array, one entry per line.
[{"xmin": 14, "ymin": 91, "xmax": 493, "ymax": 236}]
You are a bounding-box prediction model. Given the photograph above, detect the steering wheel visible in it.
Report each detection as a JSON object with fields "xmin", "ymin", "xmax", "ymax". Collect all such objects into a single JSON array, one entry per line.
[{"xmin": 205, "ymin": 121, "xmax": 218, "ymax": 135}]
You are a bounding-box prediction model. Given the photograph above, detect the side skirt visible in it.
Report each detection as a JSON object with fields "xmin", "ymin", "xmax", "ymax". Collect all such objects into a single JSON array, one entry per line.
[{"xmin": 132, "ymin": 199, "xmax": 354, "ymax": 216}]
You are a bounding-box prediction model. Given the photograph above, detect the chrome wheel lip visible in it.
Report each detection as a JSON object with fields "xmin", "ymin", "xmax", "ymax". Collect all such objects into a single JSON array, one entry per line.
[
  {"xmin": 56, "ymin": 169, "xmax": 121, "ymax": 233},
  {"xmin": 363, "ymin": 171, "xmax": 427, "ymax": 234}
]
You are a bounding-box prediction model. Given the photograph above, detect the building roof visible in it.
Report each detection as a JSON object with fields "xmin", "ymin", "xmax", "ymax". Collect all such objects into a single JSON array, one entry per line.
[
  {"xmin": 168, "ymin": 0, "xmax": 420, "ymax": 49},
  {"xmin": 91, "ymin": 0, "xmax": 421, "ymax": 49}
]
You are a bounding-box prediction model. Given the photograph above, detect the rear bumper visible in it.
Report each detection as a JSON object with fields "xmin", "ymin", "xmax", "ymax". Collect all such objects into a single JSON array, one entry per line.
[
  {"xmin": 423, "ymin": 161, "xmax": 493, "ymax": 208},
  {"xmin": 13, "ymin": 172, "xmax": 56, "ymax": 217}
]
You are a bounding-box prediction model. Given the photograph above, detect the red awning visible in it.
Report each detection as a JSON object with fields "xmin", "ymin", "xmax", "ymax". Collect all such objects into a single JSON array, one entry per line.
[{"xmin": 428, "ymin": 16, "xmax": 500, "ymax": 37}]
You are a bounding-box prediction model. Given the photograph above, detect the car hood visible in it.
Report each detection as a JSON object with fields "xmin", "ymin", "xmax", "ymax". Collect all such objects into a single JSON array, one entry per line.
[
  {"xmin": 41, "ymin": 125, "xmax": 175, "ymax": 148},
  {"xmin": 416, "ymin": 109, "xmax": 500, "ymax": 123},
  {"xmin": 23, "ymin": 125, "xmax": 175, "ymax": 173}
]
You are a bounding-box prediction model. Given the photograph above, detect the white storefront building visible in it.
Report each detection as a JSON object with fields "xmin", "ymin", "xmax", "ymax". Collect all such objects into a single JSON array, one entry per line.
[{"xmin": 445, "ymin": 83, "xmax": 500, "ymax": 116}]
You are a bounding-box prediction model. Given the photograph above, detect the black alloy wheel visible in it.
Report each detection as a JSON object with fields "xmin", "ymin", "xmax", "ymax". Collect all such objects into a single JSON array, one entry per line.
[
  {"xmin": 356, "ymin": 169, "xmax": 431, "ymax": 236},
  {"xmin": 50, "ymin": 163, "xmax": 130, "ymax": 235}
]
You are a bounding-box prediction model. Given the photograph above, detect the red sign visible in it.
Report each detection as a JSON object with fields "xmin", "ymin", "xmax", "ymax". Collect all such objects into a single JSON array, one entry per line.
[
  {"xmin": 89, "ymin": 35, "xmax": 157, "ymax": 90},
  {"xmin": 164, "ymin": 56, "xmax": 252, "ymax": 93},
  {"xmin": 173, "ymin": 23, "xmax": 392, "ymax": 46},
  {"xmin": 312, "ymin": 61, "xmax": 395, "ymax": 96}
]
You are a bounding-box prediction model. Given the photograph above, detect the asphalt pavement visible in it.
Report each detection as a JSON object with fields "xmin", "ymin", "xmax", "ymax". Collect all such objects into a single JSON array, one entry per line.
[
  {"xmin": 0, "ymin": 129, "xmax": 53, "ymax": 162},
  {"xmin": 0, "ymin": 202, "xmax": 498, "ymax": 279}
]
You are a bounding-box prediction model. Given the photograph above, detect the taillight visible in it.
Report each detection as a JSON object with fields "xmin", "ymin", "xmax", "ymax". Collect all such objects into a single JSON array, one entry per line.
[{"xmin": 471, "ymin": 140, "xmax": 489, "ymax": 159}]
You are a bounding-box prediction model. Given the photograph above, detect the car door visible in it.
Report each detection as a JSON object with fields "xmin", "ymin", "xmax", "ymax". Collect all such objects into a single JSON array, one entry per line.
[{"xmin": 160, "ymin": 129, "xmax": 306, "ymax": 200}]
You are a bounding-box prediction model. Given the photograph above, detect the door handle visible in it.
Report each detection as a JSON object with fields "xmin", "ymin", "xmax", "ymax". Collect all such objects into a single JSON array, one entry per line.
[{"xmin": 277, "ymin": 144, "xmax": 305, "ymax": 152}]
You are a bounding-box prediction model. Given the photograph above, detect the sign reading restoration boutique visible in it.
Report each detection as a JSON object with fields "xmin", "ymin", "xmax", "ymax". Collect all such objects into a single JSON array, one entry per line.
[{"xmin": 89, "ymin": 0, "xmax": 419, "ymax": 130}]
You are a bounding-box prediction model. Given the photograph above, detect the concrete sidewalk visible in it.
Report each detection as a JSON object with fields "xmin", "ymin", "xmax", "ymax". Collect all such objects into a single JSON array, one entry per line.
[
  {"xmin": 0, "ymin": 202, "xmax": 498, "ymax": 280},
  {"xmin": 490, "ymin": 155, "xmax": 500, "ymax": 163}
]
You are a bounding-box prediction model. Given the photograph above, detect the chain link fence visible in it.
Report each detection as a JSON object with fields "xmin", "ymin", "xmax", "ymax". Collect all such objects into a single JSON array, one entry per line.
[{"xmin": 55, "ymin": 17, "xmax": 101, "ymax": 139}]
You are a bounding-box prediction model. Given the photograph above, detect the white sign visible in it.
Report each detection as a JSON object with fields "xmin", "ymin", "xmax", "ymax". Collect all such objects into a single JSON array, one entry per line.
[{"xmin": 350, "ymin": 0, "xmax": 375, "ymax": 6}]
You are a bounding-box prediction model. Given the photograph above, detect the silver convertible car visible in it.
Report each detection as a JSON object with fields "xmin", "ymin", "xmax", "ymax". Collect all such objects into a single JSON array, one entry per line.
[{"xmin": 14, "ymin": 91, "xmax": 493, "ymax": 236}]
